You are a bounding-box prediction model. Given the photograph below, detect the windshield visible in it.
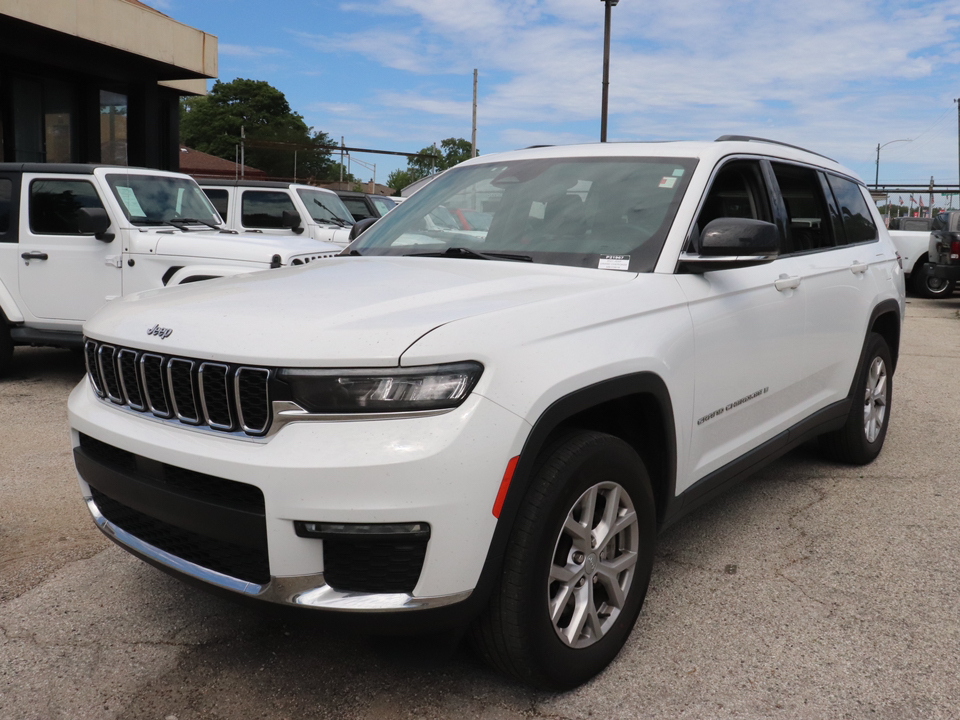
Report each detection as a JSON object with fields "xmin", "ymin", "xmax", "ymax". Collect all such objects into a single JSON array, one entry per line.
[
  {"xmin": 106, "ymin": 174, "xmax": 221, "ymax": 226},
  {"xmin": 350, "ymin": 156, "xmax": 697, "ymax": 272},
  {"xmin": 296, "ymin": 189, "xmax": 354, "ymax": 225}
]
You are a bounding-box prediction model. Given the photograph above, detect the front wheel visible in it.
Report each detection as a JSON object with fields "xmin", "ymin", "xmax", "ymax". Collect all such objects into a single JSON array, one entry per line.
[
  {"xmin": 819, "ymin": 333, "xmax": 892, "ymax": 464},
  {"xmin": 912, "ymin": 261, "xmax": 955, "ymax": 298},
  {"xmin": 470, "ymin": 431, "xmax": 656, "ymax": 689}
]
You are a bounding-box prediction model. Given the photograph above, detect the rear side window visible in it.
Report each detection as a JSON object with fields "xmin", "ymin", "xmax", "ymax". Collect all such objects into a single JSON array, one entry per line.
[
  {"xmin": 241, "ymin": 191, "xmax": 297, "ymax": 229},
  {"xmin": 825, "ymin": 174, "xmax": 878, "ymax": 245},
  {"xmin": 341, "ymin": 197, "xmax": 373, "ymax": 221},
  {"xmin": 203, "ymin": 189, "xmax": 229, "ymax": 218},
  {"xmin": 29, "ymin": 179, "xmax": 105, "ymax": 235},
  {"xmin": 770, "ymin": 163, "xmax": 834, "ymax": 253}
]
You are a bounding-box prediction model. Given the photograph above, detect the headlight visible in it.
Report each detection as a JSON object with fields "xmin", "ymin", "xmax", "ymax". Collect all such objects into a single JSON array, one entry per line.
[{"xmin": 277, "ymin": 361, "xmax": 483, "ymax": 413}]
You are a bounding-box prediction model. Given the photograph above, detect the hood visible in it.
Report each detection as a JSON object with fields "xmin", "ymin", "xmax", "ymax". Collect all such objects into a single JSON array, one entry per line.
[
  {"xmin": 152, "ymin": 229, "xmax": 341, "ymax": 263},
  {"xmin": 84, "ymin": 257, "xmax": 635, "ymax": 366}
]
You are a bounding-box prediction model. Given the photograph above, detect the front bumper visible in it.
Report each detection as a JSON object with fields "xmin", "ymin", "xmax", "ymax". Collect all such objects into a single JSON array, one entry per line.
[{"xmin": 69, "ymin": 379, "xmax": 529, "ymax": 613}]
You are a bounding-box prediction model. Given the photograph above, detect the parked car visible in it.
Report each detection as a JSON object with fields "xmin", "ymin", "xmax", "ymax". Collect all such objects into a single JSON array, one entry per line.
[
  {"xmin": 334, "ymin": 190, "xmax": 395, "ymax": 221},
  {"xmin": 70, "ymin": 137, "xmax": 904, "ymax": 690},
  {"xmin": 923, "ymin": 210, "xmax": 960, "ymax": 290},
  {"xmin": 887, "ymin": 215, "xmax": 953, "ymax": 297},
  {"xmin": 0, "ymin": 164, "xmax": 339, "ymax": 374},
  {"xmin": 199, "ymin": 180, "xmax": 355, "ymax": 246}
]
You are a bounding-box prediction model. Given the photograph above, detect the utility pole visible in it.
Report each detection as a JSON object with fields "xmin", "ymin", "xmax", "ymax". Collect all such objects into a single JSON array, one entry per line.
[
  {"xmin": 240, "ymin": 126, "xmax": 245, "ymax": 179},
  {"xmin": 600, "ymin": 0, "xmax": 619, "ymax": 142},
  {"xmin": 471, "ymin": 69, "xmax": 478, "ymax": 158},
  {"xmin": 929, "ymin": 176, "xmax": 935, "ymax": 218},
  {"xmin": 955, "ymin": 99, "xmax": 960, "ymax": 201}
]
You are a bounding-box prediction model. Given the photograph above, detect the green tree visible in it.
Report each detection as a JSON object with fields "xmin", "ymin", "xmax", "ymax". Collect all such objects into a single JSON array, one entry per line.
[
  {"xmin": 403, "ymin": 138, "xmax": 476, "ymax": 185},
  {"xmin": 180, "ymin": 78, "xmax": 335, "ymax": 180},
  {"xmin": 386, "ymin": 168, "xmax": 418, "ymax": 194}
]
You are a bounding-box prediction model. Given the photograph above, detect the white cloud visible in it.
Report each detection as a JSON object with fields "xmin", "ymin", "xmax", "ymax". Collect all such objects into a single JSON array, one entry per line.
[{"xmin": 290, "ymin": 0, "xmax": 960, "ymax": 181}]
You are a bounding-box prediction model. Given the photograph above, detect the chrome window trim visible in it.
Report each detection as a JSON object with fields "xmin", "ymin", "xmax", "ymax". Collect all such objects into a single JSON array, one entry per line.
[
  {"xmin": 116, "ymin": 348, "xmax": 146, "ymax": 411},
  {"xmin": 199, "ymin": 362, "xmax": 233, "ymax": 431},
  {"xmin": 140, "ymin": 353, "xmax": 171, "ymax": 418}
]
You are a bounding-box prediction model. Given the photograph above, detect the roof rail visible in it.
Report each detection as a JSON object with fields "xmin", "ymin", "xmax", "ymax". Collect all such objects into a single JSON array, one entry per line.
[{"xmin": 714, "ymin": 135, "xmax": 836, "ymax": 163}]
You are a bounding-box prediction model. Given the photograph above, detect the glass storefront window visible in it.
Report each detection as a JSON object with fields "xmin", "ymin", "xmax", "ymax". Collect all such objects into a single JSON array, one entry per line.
[{"xmin": 100, "ymin": 90, "xmax": 128, "ymax": 166}]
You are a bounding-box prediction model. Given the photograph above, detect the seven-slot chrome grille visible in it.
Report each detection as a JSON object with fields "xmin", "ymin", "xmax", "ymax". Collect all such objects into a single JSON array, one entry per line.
[{"xmin": 84, "ymin": 339, "xmax": 273, "ymax": 436}]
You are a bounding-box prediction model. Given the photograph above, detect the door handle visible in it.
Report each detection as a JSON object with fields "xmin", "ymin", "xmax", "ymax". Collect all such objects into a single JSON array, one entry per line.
[
  {"xmin": 774, "ymin": 274, "xmax": 801, "ymax": 291},
  {"xmin": 21, "ymin": 251, "xmax": 49, "ymax": 261},
  {"xmin": 851, "ymin": 261, "xmax": 868, "ymax": 275}
]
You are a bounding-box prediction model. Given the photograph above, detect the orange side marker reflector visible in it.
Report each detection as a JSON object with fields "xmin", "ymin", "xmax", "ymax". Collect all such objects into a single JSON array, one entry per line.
[{"xmin": 492, "ymin": 456, "xmax": 520, "ymax": 519}]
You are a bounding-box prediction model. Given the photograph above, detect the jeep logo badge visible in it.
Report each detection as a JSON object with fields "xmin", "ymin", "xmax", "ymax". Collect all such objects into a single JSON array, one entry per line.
[{"xmin": 147, "ymin": 324, "xmax": 173, "ymax": 340}]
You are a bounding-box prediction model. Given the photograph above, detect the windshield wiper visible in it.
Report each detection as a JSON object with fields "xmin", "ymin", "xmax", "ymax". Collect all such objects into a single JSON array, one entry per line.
[
  {"xmin": 406, "ymin": 247, "xmax": 532, "ymax": 262},
  {"xmin": 167, "ymin": 217, "xmax": 222, "ymax": 231},
  {"xmin": 312, "ymin": 199, "xmax": 353, "ymax": 227}
]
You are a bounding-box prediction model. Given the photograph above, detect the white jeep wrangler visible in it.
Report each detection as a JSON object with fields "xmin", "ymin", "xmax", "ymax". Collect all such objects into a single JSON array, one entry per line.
[
  {"xmin": 0, "ymin": 164, "xmax": 340, "ymax": 374},
  {"xmin": 198, "ymin": 179, "xmax": 355, "ymax": 246},
  {"xmin": 69, "ymin": 137, "xmax": 905, "ymax": 689}
]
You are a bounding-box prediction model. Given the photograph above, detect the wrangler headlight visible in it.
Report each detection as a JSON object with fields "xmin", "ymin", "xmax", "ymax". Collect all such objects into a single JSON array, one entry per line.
[{"xmin": 277, "ymin": 361, "xmax": 483, "ymax": 413}]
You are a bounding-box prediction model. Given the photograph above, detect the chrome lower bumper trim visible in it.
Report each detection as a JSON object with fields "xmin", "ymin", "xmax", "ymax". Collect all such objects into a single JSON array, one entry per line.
[{"xmin": 85, "ymin": 496, "xmax": 472, "ymax": 612}]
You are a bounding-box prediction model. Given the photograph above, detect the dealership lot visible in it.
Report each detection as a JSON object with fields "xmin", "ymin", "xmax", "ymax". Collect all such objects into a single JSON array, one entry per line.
[{"xmin": 1, "ymin": 295, "xmax": 959, "ymax": 719}]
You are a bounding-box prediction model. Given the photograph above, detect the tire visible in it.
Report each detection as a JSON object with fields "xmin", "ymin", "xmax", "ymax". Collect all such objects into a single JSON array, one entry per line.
[
  {"xmin": 912, "ymin": 261, "xmax": 955, "ymax": 298},
  {"xmin": 470, "ymin": 430, "xmax": 656, "ymax": 690},
  {"xmin": 819, "ymin": 333, "xmax": 892, "ymax": 464},
  {"xmin": 0, "ymin": 322, "xmax": 12, "ymax": 378}
]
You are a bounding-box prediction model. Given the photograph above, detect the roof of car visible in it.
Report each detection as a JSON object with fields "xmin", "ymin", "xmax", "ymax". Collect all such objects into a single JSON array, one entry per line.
[
  {"xmin": 457, "ymin": 137, "xmax": 860, "ymax": 184},
  {"xmin": 198, "ymin": 179, "xmax": 336, "ymax": 192}
]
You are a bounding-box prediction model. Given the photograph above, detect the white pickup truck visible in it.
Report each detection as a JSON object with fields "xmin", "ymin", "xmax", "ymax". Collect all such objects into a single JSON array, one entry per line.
[
  {"xmin": 0, "ymin": 164, "xmax": 340, "ymax": 374},
  {"xmin": 888, "ymin": 216, "xmax": 954, "ymax": 298},
  {"xmin": 199, "ymin": 180, "xmax": 355, "ymax": 246}
]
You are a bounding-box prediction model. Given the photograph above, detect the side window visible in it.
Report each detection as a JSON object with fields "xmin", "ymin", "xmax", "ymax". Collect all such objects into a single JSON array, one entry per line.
[
  {"xmin": 770, "ymin": 163, "xmax": 834, "ymax": 253},
  {"xmin": 29, "ymin": 179, "xmax": 105, "ymax": 235},
  {"xmin": 341, "ymin": 197, "xmax": 372, "ymax": 221},
  {"xmin": 0, "ymin": 179, "xmax": 11, "ymax": 238},
  {"xmin": 826, "ymin": 174, "xmax": 878, "ymax": 245},
  {"xmin": 240, "ymin": 191, "xmax": 297, "ymax": 229},
  {"xmin": 203, "ymin": 189, "xmax": 229, "ymax": 219},
  {"xmin": 691, "ymin": 160, "xmax": 770, "ymax": 248}
]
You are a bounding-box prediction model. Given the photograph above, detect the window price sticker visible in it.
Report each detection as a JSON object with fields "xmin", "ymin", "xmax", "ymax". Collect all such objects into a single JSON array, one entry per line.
[
  {"xmin": 659, "ymin": 177, "xmax": 678, "ymax": 188},
  {"xmin": 599, "ymin": 255, "xmax": 631, "ymax": 271}
]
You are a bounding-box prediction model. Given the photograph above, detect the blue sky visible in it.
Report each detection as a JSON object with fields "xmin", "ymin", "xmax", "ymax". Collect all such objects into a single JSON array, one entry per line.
[{"xmin": 147, "ymin": 0, "xmax": 960, "ymax": 199}]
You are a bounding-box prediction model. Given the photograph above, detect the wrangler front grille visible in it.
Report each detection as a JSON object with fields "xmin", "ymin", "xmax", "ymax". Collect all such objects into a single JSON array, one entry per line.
[{"xmin": 84, "ymin": 339, "xmax": 274, "ymax": 436}]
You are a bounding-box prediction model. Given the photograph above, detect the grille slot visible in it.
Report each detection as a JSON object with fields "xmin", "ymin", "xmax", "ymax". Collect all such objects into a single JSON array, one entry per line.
[
  {"xmin": 98, "ymin": 345, "xmax": 123, "ymax": 403},
  {"xmin": 117, "ymin": 349, "xmax": 145, "ymax": 411},
  {"xmin": 236, "ymin": 368, "xmax": 271, "ymax": 434},
  {"xmin": 84, "ymin": 340, "xmax": 273, "ymax": 437},
  {"xmin": 199, "ymin": 363, "xmax": 233, "ymax": 429}
]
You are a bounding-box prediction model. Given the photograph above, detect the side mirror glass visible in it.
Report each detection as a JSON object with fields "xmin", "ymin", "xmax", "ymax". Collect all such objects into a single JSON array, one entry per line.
[{"xmin": 78, "ymin": 207, "xmax": 114, "ymax": 242}]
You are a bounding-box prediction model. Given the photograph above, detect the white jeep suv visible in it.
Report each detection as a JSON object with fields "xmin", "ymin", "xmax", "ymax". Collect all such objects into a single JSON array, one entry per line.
[{"xmin": 69, "ymin": 137, "xmax": 905, "ymax": 689}]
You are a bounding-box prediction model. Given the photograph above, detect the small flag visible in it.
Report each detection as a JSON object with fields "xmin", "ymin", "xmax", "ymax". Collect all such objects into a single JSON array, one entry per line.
[
  {"xmin": 919, "ymin": 196, "xmax": 925, "ymax": 207},
  {"xmin": 899, "ymin": 196, "xmax": 904, "ymax": 206}
]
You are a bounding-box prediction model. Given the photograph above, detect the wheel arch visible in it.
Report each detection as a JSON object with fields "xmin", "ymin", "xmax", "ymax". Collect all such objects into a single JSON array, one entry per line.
[
  {"xmin": 868, "ymin": 299, "xmax": 901, "ymax": 374},
  {"xmin": 468, "ymin": 373, "xmax": 677, "ymax": 615}
]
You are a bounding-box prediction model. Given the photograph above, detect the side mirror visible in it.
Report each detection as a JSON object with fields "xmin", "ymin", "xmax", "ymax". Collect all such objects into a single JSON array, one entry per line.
[
  {"xmin": 349, "ymin": 217, "xmax": 377, "ymax": 241},
  {"xmin": 77, "ymin": 207, "xmax": 114, "ymax": 242},
  {"xmin": 282, "ymin": 210, "xmax": 304, "ymax": 234},
  {"xmin": 679, "ymin": 218, "xmax": 779, "ymax": 273}
]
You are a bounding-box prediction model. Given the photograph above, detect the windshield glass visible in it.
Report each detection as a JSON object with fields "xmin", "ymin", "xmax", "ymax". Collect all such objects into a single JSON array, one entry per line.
[
  {"xmin": 106, "ymin": 174, "xmax": 221, "ymax": 226},
  {"xmin": 350, "ymin": 156, "xmax": 697, "ymax": 272},
  {"xmin": 296, "ymin": 189, "xmax": 354, "ymax": 225}
]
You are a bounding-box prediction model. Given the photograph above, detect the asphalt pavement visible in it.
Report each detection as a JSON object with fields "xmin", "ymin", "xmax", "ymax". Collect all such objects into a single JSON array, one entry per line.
[{"xmin": 1, "ymin": 295, "xmax": 958, "ymax": 720}]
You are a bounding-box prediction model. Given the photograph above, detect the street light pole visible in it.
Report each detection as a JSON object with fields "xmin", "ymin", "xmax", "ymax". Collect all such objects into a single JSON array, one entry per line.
[
  {"xmin": 600, "ymin": 0, "xmax": 619, "ymax": 143},
  {"xmin": 875, "ymin": 138, "xmax": 911, "ymax": 189}
]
